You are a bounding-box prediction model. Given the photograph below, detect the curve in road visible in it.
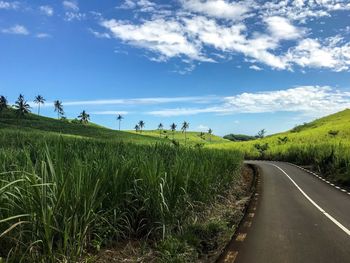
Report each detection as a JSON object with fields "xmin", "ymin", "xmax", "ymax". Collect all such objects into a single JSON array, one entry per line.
[{"xmin": 219, "ymin": 161, "xmax": 350, "ymax": 263}]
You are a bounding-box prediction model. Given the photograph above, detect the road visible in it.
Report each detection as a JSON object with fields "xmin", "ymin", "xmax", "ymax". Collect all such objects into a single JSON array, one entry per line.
[{"xmin": 219, "ymin": 161, "xmax": 350, "ymax": 263}]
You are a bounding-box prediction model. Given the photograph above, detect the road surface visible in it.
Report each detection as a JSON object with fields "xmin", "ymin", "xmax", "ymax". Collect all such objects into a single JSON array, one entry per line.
[{"xmin": 219, "ymin": 161, "xmax": 350, "ymax": 263}]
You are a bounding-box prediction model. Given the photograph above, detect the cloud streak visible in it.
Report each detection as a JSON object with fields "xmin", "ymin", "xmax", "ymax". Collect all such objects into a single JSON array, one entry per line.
[{"xmin": 146, "ymin": 86, "xmax": 350, "ymax": 117}]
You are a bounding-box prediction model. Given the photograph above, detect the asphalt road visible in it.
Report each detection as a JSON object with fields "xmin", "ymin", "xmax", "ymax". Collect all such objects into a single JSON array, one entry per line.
[{"xmin": 220, "ymin": 161, "xmax": 350, "ymax": 263}]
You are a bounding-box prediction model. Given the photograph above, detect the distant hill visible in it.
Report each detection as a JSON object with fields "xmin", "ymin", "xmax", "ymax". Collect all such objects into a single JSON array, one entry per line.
[
  {"xmin": 127, "ymin": 129, "xmax": 229, "ymax": 145},
  {"xmin": 0, "ymin": 109, "xmax": 227, "ymax": 146},
  {"xmin": 0, "ymin": 108, "xmax": 160, "ymax": 144}
]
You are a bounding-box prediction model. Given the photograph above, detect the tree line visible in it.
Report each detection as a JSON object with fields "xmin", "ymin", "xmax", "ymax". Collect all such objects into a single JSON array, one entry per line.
[
  {"xmin": 0, "ymin": 94, "xmax": 90, "ymax": 124},
  {"xmin": 0, "ymin": 95, "xmax": 214, "ymax": 141}
]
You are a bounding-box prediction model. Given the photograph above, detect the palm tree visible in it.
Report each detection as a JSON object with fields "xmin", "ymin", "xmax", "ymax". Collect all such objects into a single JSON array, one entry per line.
[
  {"xmin": 208, "ymin": 128, "xmax": 213, "ymax": 142},
  {"xmin": 14, "ymin": 94, "xmax": 31, "ymax": 117},
  {"xmin": 117, "ymin": 114, "xmax": 123, "ymax": 131},
  {"xmin": 0, "ymin": 95, "xmax": 8, "ymax": 112},
  {"xmin": 134, "ymin": 124, "xmax": 140, "ymax": 133},
  {"xmin": 170, "ymin": 123, "xmax": 177, "ymax": 140},
  {"xmin": 54, "ymin": 100, "xmax": 64, "ymax": 119},
  {"xmin": 34, "ymin": 95, "xmax": 45, "ymax": 115},
  {"xmin": 138, "ymin": 120, "xmax": 145, "ymax": 133},
  {"xmin": 78, "ymin": 110, "xmax": 90, "ymax": 124},
  {"xmin": 158, "ymin": 123, "xmax": 164, "ymax": 138},
  {"xmin": 181, "ymin": 121, "xmax": 189, "ymax": 145}
]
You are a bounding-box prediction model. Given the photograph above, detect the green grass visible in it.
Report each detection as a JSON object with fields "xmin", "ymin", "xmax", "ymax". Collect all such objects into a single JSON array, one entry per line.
[
  {"xmin": 209, "ymin": 109, "xmax": 350, "ymax": 184},
  {"xmin": 129, "ymin": 129, "xmax": 229, "ymax": 146},
  {"xmin": 0, "ymin": 109, "xmax": 161, "ymax": 145},
  {"xmin": 0, "ymin": 109, "xmax": 243, "ymax": 262}
]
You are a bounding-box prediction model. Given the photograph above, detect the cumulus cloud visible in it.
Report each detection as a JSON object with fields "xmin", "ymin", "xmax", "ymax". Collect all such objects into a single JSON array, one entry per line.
[
  {"xmin": 2, "ymin": 25, "xmax": 29, "ymax": 35},
  {"xmin": 101, "ymin": 18, "xmax": 212, "ymax": 62},
  {"xmin": 181, "ymin": 0, "xmax": 250, "ymax": 20},
  {"xmin": 97, "ymin": 0, "xmax": 350, "ymax": 72},
  {"xmin": 264, "ymin": 16, "xmax": 304, "ymax": 40},
  {"xmin": 39, "ymin": 5, "xmax": 54, "ymax": 16},
  {"xmin": 283, "ymin": 36, "xmax": 350, "ymax": 71}
]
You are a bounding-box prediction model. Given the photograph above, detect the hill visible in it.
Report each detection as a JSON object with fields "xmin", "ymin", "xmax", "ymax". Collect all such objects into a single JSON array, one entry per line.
[
  {"xmin": 0, "ymin": 109, "xmax": 227, "ymax": 146},
  {"xmin": 0, "ymin": 108, "xmax": 160, "ymax": 144},
  {"xmin": 128, "ymin": 129, "xmax": 229, "ymax": 146},
  {"xmin": 210, "ymin": 109, "xmax": 350, "ymax": 184}
]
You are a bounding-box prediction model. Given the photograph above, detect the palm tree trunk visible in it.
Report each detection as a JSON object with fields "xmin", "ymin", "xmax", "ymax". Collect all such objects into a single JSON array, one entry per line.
[
  {"xmin": 38, "ymin": 104, "xmax": 40, "ymax": 115},
  {"xmin": 119, "ymin": 120, "xmax": 121, "ymax": 131}
]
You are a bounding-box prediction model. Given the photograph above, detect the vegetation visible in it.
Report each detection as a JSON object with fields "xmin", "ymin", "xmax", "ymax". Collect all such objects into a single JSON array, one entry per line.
[
  {"xmin": 0, "ymin": 130, "xmax": 242, "ymax": 262},
  {"xmin": 34, "ymin": 95, "xmax": 45, "ymax": 115},
  {"xmin": 210, "ymin": 109, "xmax": 350, "ymax": 185},
  {"xmin": 130, "ymin": 129, "xmax": 228, "ymax": 146},
  {"xmin": 14, "ymin": 94, "xmax": 31, "ymax": 117},
  {"xmin": 0, "ymin": 96, "xmax": 8, "ymax": 112},
  {"xmin": 78, "ymin": 110, "xmax": 90, "ymax": 124},
  {"xmin": 53, "ymin": 100, "xmax": 64, "ymax": 119},
  {"xmin": 116, "ymin": 114, "xmax": 123, "ymax": 131},
  {"xmin": 223, "ymin": 133, "xmax": 257, "ymax": 142}
]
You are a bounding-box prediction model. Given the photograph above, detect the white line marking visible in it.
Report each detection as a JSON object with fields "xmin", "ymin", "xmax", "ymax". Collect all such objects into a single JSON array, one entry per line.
[{"xmin": 271, "ymin": 164, "xmax": 350, "ymax": 237}]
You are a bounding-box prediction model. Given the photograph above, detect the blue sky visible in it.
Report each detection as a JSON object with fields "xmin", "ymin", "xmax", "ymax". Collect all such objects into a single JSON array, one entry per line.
[{"xmin": 1, "ymin": 0, "xmax": 350, "ymax": 136}]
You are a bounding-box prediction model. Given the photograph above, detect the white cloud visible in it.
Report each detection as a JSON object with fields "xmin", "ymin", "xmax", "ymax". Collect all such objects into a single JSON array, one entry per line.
[
  {"xmin": 265, "ymin": 16, "xmax": 303, "ymax": 40},
  {"xmin": 0, "ymin": 1, "xmax": 19, "ymax": 9},
  {"xmin": 181, "ymin": 0, "xmax": 250, "ymax": 20},
  {"xmin": 64, "ymin": 12, "xmax": 85, "ymax": 21},
  {"xmin": 36, "ymin": 33, "xmax": 51, "ymax": 38},
  {"xmin": 249, "ymin": 65, "xmax": 263, "ymax": 71},
  {"xmin": 97, "ymin": 0, "xmax": 350, "ymax": 72},
  {"xmin": 146, "ymin": 86, "xmax": 350, "ymax": 117},
  {"xmin": 2, "ymin": 25, "xmax": 29, "ymax": 35},
  {"xmin": 63, "ymin": 0, "xmax": 79, "ymax": 11},
  {"xmin": 101, "ymin": 18, "xmax": 212, "ymax": 62},
  {"xmin": 89, "ymin": 29, "xmax": 111, "ymax": 39},
  {"xmin": 57, "ymin": 96, "xmax": 217, "ymax": 107},
  {"xmin": 285, "ymin": 37, "xmax": 350, "ymax": 71},
  {"xmin": 39, "ymin": 5, "xmax": 54, "ymax": 16}
]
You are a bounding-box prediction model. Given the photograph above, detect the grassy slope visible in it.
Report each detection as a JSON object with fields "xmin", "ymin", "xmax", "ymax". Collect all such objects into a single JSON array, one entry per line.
[
  {"xmin": 209, "ymin": 109, "xmax": 350, "ymax": 184},
  {"xmin": 0, "ymin": 109, "xmax": 162, "ymax": 144},
  {"xmin": 0, "ymin": 109, "xmax": 228, "ymax": 146},
  {"xmin": 209, "ymin": 109, "xmax": 350, "ymax": 152},
  {"xmin": 128, "ymin": 129, "xmax": 229, "ymax": 145}
]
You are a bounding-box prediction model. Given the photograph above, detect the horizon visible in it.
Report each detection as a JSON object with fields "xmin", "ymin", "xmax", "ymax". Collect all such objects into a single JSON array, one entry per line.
[{"xmin": 1, "ymin": 0, "xmax": 350, "ymax": 136}]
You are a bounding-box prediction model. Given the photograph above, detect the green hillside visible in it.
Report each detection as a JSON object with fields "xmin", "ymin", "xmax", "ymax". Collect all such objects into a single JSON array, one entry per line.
[
  {"xmin": 210, "ymin": 109, "xmax": 350, "ymax": 150},
  {"xmin": 128, "ymin": 129, "xmax": 229, "ymax": 146},
  {"xmin": 0, "ymin": 109, "xmax": 162, "ymax": 144},
  {"xmin": 0, "ymin": 109, "xmax": 227, "ymax": 146},
  {"xmin": 210, "ymin": 109, "xmax": 350, "ymax": 184}
]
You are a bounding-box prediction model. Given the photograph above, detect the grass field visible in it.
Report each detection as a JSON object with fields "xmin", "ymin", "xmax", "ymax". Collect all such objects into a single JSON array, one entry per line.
[
  {"xmin": 129, "ymin": 129, "xmax": 229, "ymax": 146},
  {"xmin": 0, "ymin": 109, "xmax": 243, "ymax": 262},
  {"xmin": 209, "ymin": 109, "xmax": 350, "ymax": 184},
  {"xmin": 0, "ymin": 109, "xmax": 163, "ymax": 145}
]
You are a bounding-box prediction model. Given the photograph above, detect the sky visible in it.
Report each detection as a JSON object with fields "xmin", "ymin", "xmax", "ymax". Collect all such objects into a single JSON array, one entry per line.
[{"xmin": 1, "ymin": 0, "xmax": 350, "ymax": 136}]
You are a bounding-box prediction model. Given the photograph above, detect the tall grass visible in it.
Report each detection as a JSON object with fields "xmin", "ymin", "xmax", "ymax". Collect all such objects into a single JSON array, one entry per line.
[{"xmin": 0, "ymin": 130, "xmax": 242, "ymax": 262}]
